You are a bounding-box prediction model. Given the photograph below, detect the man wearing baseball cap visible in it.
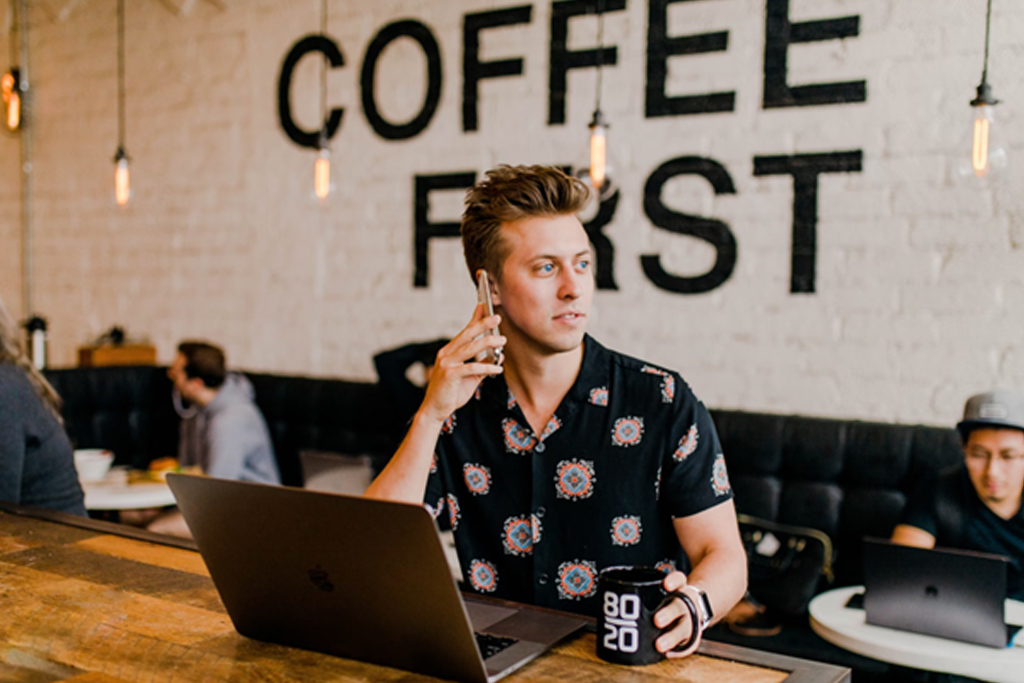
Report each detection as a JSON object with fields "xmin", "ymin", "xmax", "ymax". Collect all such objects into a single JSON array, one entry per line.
[{"xmin": 892, "ymin": 389, "xmax": 1024, "ymax": 599}]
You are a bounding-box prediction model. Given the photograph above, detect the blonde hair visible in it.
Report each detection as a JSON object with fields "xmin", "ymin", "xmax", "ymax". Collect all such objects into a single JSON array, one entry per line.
[
  {"xmin": 0, "ymin": 296, "xmax": 62, "ymax": 415},
  {"xmin": 461, "ymin": 165, "xmax": 590, "ymax": 282}
]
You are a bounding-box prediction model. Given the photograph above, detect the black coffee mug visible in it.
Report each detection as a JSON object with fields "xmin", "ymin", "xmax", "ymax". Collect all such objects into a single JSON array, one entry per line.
[{"xmin": 596, "ymin": 566, "xmax": 701, "ymax": 665}]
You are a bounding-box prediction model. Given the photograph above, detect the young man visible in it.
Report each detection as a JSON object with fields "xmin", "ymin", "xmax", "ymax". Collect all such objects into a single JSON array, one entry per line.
[
  {"xmin": 365, "ymin": 165, "xmax": 745, "ymax": 656},
  {"xmin": 892, "ymin": 389, "xmax": 1024, "ymax": 599}
]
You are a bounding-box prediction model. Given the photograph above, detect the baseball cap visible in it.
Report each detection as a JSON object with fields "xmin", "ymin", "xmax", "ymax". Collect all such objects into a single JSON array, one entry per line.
[{"xmin": 956, "ymin": 389, "xmax": 1024, "ymax": 439}]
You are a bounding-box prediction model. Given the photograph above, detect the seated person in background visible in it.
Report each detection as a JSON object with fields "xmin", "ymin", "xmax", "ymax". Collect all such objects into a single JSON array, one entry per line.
[
  {"xmin": 130, "ymin": 340, "xmax": 280, "ymax": 537},
  {"xmin": 365, "ymin": 165, "xmax": 746, "ymax": 656},
  {"xmin": 373, "ymin": 338, "xmax": 449, "ymax": 426},
  {"xmin": 0, "ymin": 296, "xmax": 86, "ymax": 516},
  {"xmin": 169, "ymin": 341, "xmax": 280, "ymax": 485},
  {"xmin": 892, "ymin": 389, "xmax": 1024, "ymax": 599}
]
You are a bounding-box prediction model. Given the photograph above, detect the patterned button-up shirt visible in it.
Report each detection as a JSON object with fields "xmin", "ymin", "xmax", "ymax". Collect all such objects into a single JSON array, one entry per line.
[{"xmin": 424, "ymin": 335, "xmax": 732, "ymax": 616}]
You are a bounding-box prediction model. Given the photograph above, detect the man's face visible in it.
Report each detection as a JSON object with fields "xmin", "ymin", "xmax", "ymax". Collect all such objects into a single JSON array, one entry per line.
[
  {"xmin": 168, "ymin": 353, "xmax": 200, "ymax": 403},
  {"xmin": 964, "ymin": 428, "xmax": 1024, "ymax": 511},
  {"xmin": 491, "ymin": 213, "xmax": 594, "ymax": 356}
]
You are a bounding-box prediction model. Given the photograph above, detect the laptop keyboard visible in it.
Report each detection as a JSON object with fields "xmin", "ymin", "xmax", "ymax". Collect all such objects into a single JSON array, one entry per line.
[{"xmin": 475, "ymin": 632, "xmax": 519, "ymax": 659}]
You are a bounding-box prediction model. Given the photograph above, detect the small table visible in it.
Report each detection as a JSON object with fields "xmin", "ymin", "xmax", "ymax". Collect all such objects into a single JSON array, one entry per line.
[
  {"xmin": 81, "ymin": 469, "xmax": 177, "ymax": 511},
  {"xmin": 810, "ymin": 586, "xmax": 1024, "ymax": 683}
]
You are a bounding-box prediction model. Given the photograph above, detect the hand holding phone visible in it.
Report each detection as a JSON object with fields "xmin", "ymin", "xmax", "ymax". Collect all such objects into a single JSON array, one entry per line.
[{"xmin": 476, "ymin": 270, "xmax": 504, "ymax": 365}]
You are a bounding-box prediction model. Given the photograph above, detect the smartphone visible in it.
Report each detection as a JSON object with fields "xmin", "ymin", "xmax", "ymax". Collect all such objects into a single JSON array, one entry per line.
[{"xmin": 476, "ymin": 270, "xmax": 504, "ymax": 365}]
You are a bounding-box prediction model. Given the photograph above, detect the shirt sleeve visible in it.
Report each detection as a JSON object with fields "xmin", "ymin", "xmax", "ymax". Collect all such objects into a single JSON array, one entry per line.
[{"xmin": 659, "ymin": 378, "xmax": 733, "ymax": 519}]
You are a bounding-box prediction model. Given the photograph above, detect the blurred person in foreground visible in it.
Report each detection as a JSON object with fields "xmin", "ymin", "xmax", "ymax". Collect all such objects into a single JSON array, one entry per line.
[
  {"xmin": 892, "ymin": 389, "xmax": 1024, "ymax": 600},
  {"xmin": 365, "ymin": 165, "xmax": 745, "ymax": 657},
  {"xmin": 0, "ymin": 296, "xmax": 86, "ymax": 516},
  {"xmin": 128, "ymin": 340, "xmax": 280, "ymax": 537}
]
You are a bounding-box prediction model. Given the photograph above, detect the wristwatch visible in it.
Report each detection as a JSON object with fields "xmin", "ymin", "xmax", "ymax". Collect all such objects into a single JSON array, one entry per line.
[{"xmin": 681, "ymin": 584, "xmax": 714, "ymax": 632}]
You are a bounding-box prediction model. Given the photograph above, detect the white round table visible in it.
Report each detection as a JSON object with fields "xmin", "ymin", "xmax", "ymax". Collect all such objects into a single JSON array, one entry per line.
[
  {"xmin": 81, "ymin": 469, "xmax": 177, "ymax": 511},
  {"xmin": 810, "ymin": 586, "xmax": 1024, "ymax": 683}
]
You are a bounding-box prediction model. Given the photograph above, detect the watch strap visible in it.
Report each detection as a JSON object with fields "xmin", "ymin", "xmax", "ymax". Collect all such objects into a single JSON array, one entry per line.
[{"xmin": 679, "ymin": 584, "xmax": 713, "ymax": 631}]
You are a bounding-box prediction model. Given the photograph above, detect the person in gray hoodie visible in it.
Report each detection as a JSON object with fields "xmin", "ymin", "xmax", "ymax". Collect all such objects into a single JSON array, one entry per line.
[
  {"xmin": 138, "ymin": 340, "xmax": 279, "ymax": 537},
  {"xmin": 169, "ymin": 341, "xmax": 280, "ymax": 485}
]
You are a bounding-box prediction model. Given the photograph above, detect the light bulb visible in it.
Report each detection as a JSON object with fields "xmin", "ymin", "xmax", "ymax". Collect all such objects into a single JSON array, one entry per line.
[
  {"xmin": 314, "ymin": 146, "xmax": 331, "ymax": 200},
  {"xmin": 575, "ymin": 109, "xmax": 617, "ymax": 202},
  {"xmin": 971, "ymin": 104, "xmax": 994, "ymax": 178},
  {"xmin": 589, "ymin": 121, "xmax": 607, "ymax": 190},
  {"xmin": 2, "ymin": 71, "xmax": 20, "ymax": 131},
  {"xmin": 6, "ymin": 91, "xmax": 19, "ymax": 130},
  {"xmin": 956, "ymin": 103, "xmax": 1007, "ymax": 182},
  {"xmin": 114, "ymin": 149, "xmax": 131, "ymax": 206}
]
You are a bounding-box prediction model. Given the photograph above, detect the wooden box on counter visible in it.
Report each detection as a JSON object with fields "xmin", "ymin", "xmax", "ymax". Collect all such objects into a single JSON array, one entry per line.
[{"xmin": 78, "ymin": 343, "xmax": 157, "ymax": 367}]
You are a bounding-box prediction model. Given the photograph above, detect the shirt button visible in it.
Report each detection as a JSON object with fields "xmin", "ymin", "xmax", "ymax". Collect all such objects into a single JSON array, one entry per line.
[
  {"xmin": 535, "ymin": 442, "xmax": 546, "ymax": 453},
  {"xmin": 539, "ymin": 573, "xmax": 549, "ymax": 585},
  {"xmin": 536, "ymin": 507, "xmax": 546, "ymax": 518}
]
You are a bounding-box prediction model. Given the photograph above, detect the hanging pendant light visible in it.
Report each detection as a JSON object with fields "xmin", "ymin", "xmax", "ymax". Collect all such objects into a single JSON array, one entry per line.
[
  {"xmin": 313, "ymin": 0, "xmax": 332, "ymax": 201},
  {"xmin": 576, "ymin": 1, "xmax": 616, "ymax": 201},
  {"xmin": 113, "ymin": 0, "xmax": 131, "ymax": 206},
  {"xmin": 959, "ymin": 0, "xmax": 1006, "ymax": 181}
]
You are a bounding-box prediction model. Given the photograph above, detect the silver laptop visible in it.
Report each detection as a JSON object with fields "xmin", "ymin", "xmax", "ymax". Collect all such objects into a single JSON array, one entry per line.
[
  {"xmin": 167, "ymin": 474, "xmax": 588, "ymax": 683},
  {"xmin": 863, "ymin": 537, "xmax": 1017, "ymax": 648}
]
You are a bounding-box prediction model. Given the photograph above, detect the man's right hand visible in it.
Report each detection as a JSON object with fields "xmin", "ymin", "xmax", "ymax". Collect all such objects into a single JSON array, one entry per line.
[
  {"xmin": 364, "ymin": 305, "xmax": 505, "ymax": 504},
  {"xmin": 418, "ymin": 304, "xmax": 505, "ymax": 426}
]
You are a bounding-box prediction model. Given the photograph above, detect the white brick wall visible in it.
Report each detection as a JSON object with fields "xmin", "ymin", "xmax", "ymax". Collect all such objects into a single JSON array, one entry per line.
[{"xmin": 0, "ymin": 0, "xmax": 1021, "ymax": 428}]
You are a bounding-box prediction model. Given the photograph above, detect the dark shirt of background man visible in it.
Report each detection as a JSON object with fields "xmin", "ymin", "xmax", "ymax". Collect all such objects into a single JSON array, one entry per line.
[{"xmin": 373, "ymin": 338, "xmax": 449, "ymax": 425}]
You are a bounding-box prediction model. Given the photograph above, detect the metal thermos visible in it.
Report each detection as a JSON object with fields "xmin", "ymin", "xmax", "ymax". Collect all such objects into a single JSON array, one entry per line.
[{"xmin": 24, "ymin": 316, "xmax": 47, "ymax": 370}]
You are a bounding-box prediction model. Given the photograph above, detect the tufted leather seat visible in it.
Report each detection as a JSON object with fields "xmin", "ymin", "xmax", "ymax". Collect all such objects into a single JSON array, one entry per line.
[
  {"xmin": 709, "ymin": 409, "xmax": 964, "ymax": 674},
  {"xmin": 45, "ymin": 366, "xmax": 179, "ymax": 470}
]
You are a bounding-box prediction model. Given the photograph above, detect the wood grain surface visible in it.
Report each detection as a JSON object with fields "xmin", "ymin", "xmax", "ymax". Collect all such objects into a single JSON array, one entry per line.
[{"xmin": 0, "ymin": 508, "xmax": 847, "ymax": 683}]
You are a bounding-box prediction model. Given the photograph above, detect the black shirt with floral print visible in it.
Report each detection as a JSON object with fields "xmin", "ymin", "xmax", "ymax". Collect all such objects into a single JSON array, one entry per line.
[{"xmin": 424, "ymin": 335, "xmax": 732, "ymax": 616}]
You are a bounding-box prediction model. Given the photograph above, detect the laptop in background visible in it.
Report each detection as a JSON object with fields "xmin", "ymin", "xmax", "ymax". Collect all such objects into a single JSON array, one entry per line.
[
  {"xmin": 863, "ymin": 537, "xmax": 1016, "ymax": 648},
  {"xmin": 166, "ymin": 474, "xmax": 587, "ymax": 683}
]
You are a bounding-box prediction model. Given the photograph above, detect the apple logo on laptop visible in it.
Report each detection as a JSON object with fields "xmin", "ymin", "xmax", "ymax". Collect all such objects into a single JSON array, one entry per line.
[{"xmin": 308, "ymin": 565, "xmax": 334, "ymax": 592}]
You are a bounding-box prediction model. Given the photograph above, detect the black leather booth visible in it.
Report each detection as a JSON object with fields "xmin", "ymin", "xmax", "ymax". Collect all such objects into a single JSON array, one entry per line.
[
  {"xmin": 709, "ymin": 410, "xmax": 963, "ymax": 678},
  {"xmin": 45, "ymin": 365, "xmax": 965, "ymax": 677},
  {"xmin": 44, "ymin": 366, "xmax": 403, "ymax": 487}
]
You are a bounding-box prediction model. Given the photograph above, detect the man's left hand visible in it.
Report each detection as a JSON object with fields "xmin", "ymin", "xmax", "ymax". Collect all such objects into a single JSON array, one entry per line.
[{"xmin": 653, "ymin": 571, "xmax": 699, "ymax": 657}]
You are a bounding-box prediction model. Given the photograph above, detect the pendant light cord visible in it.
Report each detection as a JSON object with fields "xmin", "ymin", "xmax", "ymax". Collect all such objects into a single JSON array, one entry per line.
[
  {"xmin": 594, "ymin": 0, "xmax": 604, "ymax": 112},
  {"xmin": 980, "ymin": 0, "xmax": 993, "ymax": 83},
  {"xmin": 117, "ymin": 0, "xmax": 126, "ymax": 150},
  {"xmin": 8, "ymin": 0, "xmax": 17, "ymax": 70},
  {"xmin": 318, "ymin": 0, "xmax": 328, "ymax": 147}
]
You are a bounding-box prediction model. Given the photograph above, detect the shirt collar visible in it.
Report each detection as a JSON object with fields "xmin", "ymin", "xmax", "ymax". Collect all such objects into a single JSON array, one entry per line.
[{"xmin": 478, "ymin": 334, "xmax": 609, "ymax": 410}]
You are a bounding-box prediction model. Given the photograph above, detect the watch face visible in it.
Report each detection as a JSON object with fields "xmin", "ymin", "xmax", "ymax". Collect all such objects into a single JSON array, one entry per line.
[
  {"xmin": 699, "ymin": 590, "xmax": 714, "ymax": 624},
  {"xmin": 686, "ymin": 586, "xmax": 712, "ymax": 628}
]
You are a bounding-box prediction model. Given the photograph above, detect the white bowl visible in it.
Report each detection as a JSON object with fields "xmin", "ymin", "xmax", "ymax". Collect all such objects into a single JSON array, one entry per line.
[{"xmin": 74, "ymin": 449, "xmax": 114, "ymax": 482}]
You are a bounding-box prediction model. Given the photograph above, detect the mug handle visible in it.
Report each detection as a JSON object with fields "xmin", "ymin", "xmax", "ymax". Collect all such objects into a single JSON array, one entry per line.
[{"xmin": 663, "ymin": 590, "xmax": 702, "ymax": 657}]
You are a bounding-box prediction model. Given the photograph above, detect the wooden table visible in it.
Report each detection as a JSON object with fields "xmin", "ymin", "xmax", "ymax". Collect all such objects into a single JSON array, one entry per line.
[{"xmin": 0, "ymin": 503, "xmax": 850, "ymax": 683}]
